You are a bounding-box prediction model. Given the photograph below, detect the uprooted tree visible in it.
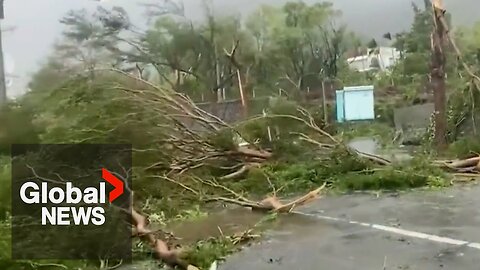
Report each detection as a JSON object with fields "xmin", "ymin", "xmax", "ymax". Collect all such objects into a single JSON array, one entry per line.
[
  {"xmin": 6, "ymin": 1, "xmax": 480, "ymax": 269},
  {"xmin": 12, "ymin": 63, "xmax": 474, "ymax": 268},
  {"xmin": 7, "ymin": 59, "xmax": 480, "ymax": 270},
  {"xmin": 17, "ymin": 69, "xmax": 336, "ymax": 269}
]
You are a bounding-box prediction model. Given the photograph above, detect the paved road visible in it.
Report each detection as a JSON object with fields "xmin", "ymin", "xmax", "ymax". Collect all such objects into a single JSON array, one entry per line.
[{"xmin": 220, "ymin": 183, "xmax": 480, "ymax": 270}]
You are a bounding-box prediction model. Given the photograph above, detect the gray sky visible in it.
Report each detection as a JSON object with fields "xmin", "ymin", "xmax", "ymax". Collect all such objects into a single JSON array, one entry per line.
[{"xmin": 4, "ymin": 0, "xmax": 480, "ymax": 98}]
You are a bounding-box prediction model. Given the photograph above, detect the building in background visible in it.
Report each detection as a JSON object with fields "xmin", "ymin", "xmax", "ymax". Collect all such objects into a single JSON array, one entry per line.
[{"xmin": 347, "ymin": 47, "xmax": 401, "ymax": 72}]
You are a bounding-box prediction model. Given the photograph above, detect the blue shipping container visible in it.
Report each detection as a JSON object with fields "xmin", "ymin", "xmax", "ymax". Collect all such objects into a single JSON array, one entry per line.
[
  {"xmin": 335, "ymin": 90, "xmax": 345, "ymax": 122},
  {"xmin": 336, "ymin": 85, "xmax": 374, "ymax": 122}
]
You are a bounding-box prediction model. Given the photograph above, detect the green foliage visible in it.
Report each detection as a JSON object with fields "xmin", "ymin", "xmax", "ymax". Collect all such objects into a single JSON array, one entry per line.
[
  {"xmin": 237, "ymin": 146, "xmax": 371, "ymax": 195},
  {"xmin": 240, "ymin": 97, "xmax": 298, "ymax": 140},
  {"xmin": 398, "ymin": 1, "xmax": 433, "ymax": 54},
  {"xmin": 268, "ymin": 162, "xmax": 324, "ymax": 194},
  {"xmin": 367, "ymin": 38, "xmax": 378, "ymax": 49},
  {"xmin": 239, "ymin": 97, "xmax": 332, "ymax": 161},
  {"xmin": 27, "ymin": 58, "xmax": 70, "ymax": 93},
  {"xmin": 453, "ymin": 22, "xmax": 480, "ymax": 68},
  {"xmin": 0, "ymin": 219, "xmax": 10, "ymax": 261},
  {"xmin": 0, "ymin": 157, "xmax": 10, "ymax": 220},
  {"xmin": 0, "ymin": 157, "xmax": 94, "ymax": 270},
  {"xmin": 334, "ymin": 168, "xmax": 448, "ymax": 191},
  {"xmin": 208, "ymin": 129, "xmax": 236, "ymax": 151},
  {"xmin": 266, "ymin": 97, "xmax": 305, "ymax": 138},
  {"xmin": 175, "ymin": 205, "xmax": 208, "ymax": 222},
  {"xmin": 374, "ymin": 103, "xmax": 395, "ymax": 126},
  {"xmin": 27, "ymin": 0, "xmax": 469, "ymax": 152},
  {"xmin": 0, "ymin": 221, "xmax": 92, "ymax": 270},
  {"xmin": 336, "ymin": 62, "xmax": 372, "ymax": 86},
  {"xmin": 402, "ymin": 53, "xmax": 429, "ymax": 76},
  {"xmin": 28, "ymin": 75, "xmax": 164, "ymax": 148},
  {"xmin": 185, "ymin": 237, "xmax": 235, "ymax": 269},
  {"xmin": 443, "ymin": 72, "xmax": 480, "ymax": 142},
  {"xmin": 239, "ymin": 118, "xmax": 270, "ymax": 146},
  {"xmin": 239, "ymin": 146, "xmax": 449, "ymax": 196},
  {"xmin": 334, "ymin": 155, "xmax": 449, "ymax": 191},
  {"xmin": 383, "ymin": 1, "xmax": 434, "ymax": 105},
  {"xmin": 0, "ymin": 103, "xmax": 41, "ymax": 155},
  {"xmin": 448, "ymin": 136, "xmax": 480, "ymax": 158}
]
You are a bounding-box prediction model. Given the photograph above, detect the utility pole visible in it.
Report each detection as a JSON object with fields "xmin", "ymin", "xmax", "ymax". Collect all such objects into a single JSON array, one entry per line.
[
  {"xmin": 0, "ymin": 0, "xmax": 6, "ymax": 105},
  {"xmin": 430, "ymin": 0, "xmax": 447, "ymax": 150},
  {"xmin": 321, "ymin": 80, "xmax": 328, "ymax": 125}
]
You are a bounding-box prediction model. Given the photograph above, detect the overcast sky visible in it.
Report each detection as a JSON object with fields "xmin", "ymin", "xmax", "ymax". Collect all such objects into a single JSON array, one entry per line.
[{"xmin": 3, "ymin": 0, "xmax": 480, "ymax": 97}]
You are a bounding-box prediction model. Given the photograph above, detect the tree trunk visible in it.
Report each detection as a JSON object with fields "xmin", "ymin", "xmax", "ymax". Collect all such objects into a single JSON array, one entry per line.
[
  {"xmin": 175, "ymin": 69, "xmax": 181, "ymax": 91},
  {"xmin": 210, "ymin": 88, "xmax": 219, "ymax": 117},
  {"xmin": 431, "ymin": 0, "xmax": 448, "ymax": 150}
]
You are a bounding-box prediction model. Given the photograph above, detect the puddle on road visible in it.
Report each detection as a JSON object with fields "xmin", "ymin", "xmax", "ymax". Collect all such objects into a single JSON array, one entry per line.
[
  {"xmin": 348, "ymin": 137, "xmax": 414, "ymax": 163},
  {"xmin": 348, "ymin": 137, "xmax": 378, "ymax": 155},
  {"xmin": 167, "ymin": 208, "xmax": 265, "ymax": 244},
  {"xmin": 119, "ymin": 208, "xmax": 331, "ymax": 270},
  {"xmin": 167, "ymin": 207, "xmax": 324, "ymax": 245}
]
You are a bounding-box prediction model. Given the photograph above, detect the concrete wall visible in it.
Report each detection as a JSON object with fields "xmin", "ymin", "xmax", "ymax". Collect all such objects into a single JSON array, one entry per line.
[
  {"xmin": 196, "ymin": 98, "xmax": 269, "ymax": 124},
  {"xmin": 393, "ymin": 103, "xmax": 434, "ymax": 131},
  {"xmin": 393, "ymin": 103, "xmax": 434, "ymax": 143},
  {"xmin": 180, "ymin": 98, "xmax": 270, "ymax": 132}
]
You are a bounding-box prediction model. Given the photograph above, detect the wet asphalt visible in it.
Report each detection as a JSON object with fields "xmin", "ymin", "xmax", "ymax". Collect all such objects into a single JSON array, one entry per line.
[{"xmin": 219, "ymin": 183, "xmax": 480, "ymax": 270}]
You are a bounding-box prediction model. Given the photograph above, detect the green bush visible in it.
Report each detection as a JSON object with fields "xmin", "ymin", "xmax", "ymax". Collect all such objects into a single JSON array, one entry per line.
[
  {"xmin": 0, "ymin": 103, "xmax": 41, "ymax": 155},
  {"xmin": 334, "ymin": 155, "xmax": 448, "ymax": 191},
  {"xmin": 185, "ymin": 237, "xmax": 235, "ymax": 269},
  {"xmin": 375, "ymin": 103, "xmax": 395, "ymax": 126},
  {"xmin": 0, "ymin": 156, "xmax": 10, "ymax": 220},
  {"xmin": 448, "ymin": 136, "xmax": 480, "ymax": 158},
  {"xmin": 239, "ymin": 149, "xmax": 448, "ymax": 195}
]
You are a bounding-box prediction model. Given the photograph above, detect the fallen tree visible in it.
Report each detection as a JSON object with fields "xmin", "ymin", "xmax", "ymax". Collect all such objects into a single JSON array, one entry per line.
[
  {"xmin": 128, "ymin": 180, "xmax": 326, "ymax": 269},
  {"xmin": 130, "ymin": 208, "xmax": 198, "ymax": 270},
  {"xmin": 106, "ymin": 69, "xmax": 273, "ymax": 178},
  {"xmin": 436, "ymin": 156, "xmax": 480, "ymax": 173},
  {"xmin": 27, "ymin": 69, "xmax": 479, "ymax": 270}
]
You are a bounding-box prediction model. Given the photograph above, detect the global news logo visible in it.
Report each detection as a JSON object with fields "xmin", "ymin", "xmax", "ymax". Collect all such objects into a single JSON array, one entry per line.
[{"xmin": 18, "ymin": 168, "xmax": 124, "ymax": 226}]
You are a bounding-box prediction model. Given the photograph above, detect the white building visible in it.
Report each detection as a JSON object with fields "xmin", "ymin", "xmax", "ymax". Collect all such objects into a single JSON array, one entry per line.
[{"xmin": 347, "ymin": 47, "xmax": 401, "ymax": 72}]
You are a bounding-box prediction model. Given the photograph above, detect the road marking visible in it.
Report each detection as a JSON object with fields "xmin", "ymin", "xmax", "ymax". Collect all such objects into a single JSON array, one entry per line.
[{"xmin": 293, "ymin": 211, "xmax": 480, "ymax": 250}]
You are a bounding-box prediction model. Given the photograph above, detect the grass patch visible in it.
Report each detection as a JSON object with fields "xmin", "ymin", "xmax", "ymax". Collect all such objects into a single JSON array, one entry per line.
[
  {"xmin": 175, "ymin": 205, "xmax": 208, "ymax": 222},
  {"xmin": 239, "ymin": 149, "xmax": 450, "ymax": 195},
  {"xmin": 0, "ymin": 156, "xmax": 11, "ymax": 220},
  {"xmin": 447, "ymin": 136, "xmax": 480, "ymax": 158},
  {"xmin": 184, "ymin": 237, "xmax": 236, "ymax": 269}
]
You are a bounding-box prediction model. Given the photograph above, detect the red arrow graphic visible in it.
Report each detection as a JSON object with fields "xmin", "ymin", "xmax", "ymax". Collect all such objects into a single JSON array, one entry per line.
[{"xmin": 102, "ymin": 168, "xmax": 124, "ymax": 203}]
